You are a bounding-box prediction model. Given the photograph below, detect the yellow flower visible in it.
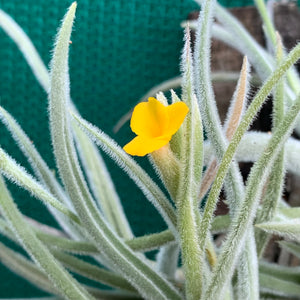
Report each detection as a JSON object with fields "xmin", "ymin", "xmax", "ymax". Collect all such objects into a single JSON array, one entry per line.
[{"xmin": 123, "ymin": 97, "xmax": 189, "ymax": 156}]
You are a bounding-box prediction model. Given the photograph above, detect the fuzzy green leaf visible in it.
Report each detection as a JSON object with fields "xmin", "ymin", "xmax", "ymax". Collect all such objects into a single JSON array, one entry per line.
[
  {"xmin": 255, "ymin": 36, "xmax": 286, "ymax": 257},
  {"xmin": 254, "ymin": 0, "xmax": 300, "ymax": 94},
  {"xmin": 0, "ymin": 173, "xmax": 93, "ymax": 299},
  {"xmin": 0, "ymin": 106, "xmax": 82, "ymax": 239},
  {"xmin": 176, "ymin": 25, "xmax": 204, "ymax": 300},
  {"xmin": 48, "ymin": 2, "xmax": 182, "ymax": 298},
  {"xmin": 156, "ymin": 243, "xmax": 179, "ymax": 279},
  {"xmin": 203, "ymin": 87, "xmax": 300, "ymax": 299},
  {"xmin": 236, "ymin": 228, "xmax": 259, "ymax": 300},
  {"xmin": 204, "ymin": 132, "xmax": 300, "ymax": 177},
  {"xmin": 0, "ymin": 9, "xmax": 49, "ymax": 90},
  {"xmin": 0, "ymin": 148, "xmax": 79, "ymax": 224},
  {"xmin": 52, "ymin": 250, "xmax": 136, "ymax": 293},
  {"xmin": 256, "ymin": 219, "xmax": 300, "ymax": 242},
  {"xmin": 259, "ymin": 261, "xmax": 300, "ymax": 284},
  {"xmin": 260, "ymin": 273, "xmax": 300, "ymax": 299},
  {"xmin": 0, "ymin": 241, "xmax": 58, "ymax": 295},
  {"xmin": 194, "ymin": 3, "xmax": 258, "ymax": 299}
]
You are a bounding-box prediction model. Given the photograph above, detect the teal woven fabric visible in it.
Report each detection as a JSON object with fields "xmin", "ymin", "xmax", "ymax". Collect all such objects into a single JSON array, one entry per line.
[{"xmin": 0, "ymin": 0, "xmax": 262, "ymax": 297}]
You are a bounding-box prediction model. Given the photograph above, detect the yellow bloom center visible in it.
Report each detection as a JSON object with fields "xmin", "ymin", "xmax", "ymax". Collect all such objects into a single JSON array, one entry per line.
[{"xmin": 123, "ymin": 97, "xmax": 189, "ymax": 156}]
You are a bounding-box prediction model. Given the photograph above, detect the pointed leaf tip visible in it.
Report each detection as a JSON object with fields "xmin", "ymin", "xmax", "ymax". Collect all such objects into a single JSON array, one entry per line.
[{"xmin": 67, "ymin": 2, "xmax": 77, "ymax": 17}]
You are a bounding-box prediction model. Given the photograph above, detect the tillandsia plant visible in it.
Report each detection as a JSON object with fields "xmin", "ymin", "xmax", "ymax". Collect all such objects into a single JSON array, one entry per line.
[{"xmin": 0, "ymin": 0, "xmax": 300, "ymax": 299}]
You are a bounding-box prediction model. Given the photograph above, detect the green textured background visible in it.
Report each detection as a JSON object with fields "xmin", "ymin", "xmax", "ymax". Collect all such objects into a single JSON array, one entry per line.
[{"xmin": 0, "ymin": 0, "xmax": 289, "ymax": 297}]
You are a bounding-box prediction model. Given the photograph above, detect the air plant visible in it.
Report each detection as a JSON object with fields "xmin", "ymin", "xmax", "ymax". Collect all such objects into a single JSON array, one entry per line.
[{"xmin": 0, "ymin": 0, "xmax": 300, "ymax": 299}]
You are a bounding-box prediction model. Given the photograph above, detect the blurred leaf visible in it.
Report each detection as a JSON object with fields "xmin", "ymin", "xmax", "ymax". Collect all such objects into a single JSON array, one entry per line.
[
  {"xmin": 279, "ymin": 241, "xmax": 300, "ymax": 259},
  {"xmin": 260, "ymin": 273, "xmax": 300, "ymax": 299}
]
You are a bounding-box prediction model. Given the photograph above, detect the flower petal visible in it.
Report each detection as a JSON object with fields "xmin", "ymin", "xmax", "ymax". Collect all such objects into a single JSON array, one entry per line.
[
  {"xmin": 123, "ymin": 135, "xmax": 171, "ymax": 156},
  {"xmin": 165, "ymin": 102, "xmax": 189, "ymax": 136},
  {"xmin": 130, "ymin": 97, "xmax": 168, "ymax": 138}
]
